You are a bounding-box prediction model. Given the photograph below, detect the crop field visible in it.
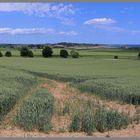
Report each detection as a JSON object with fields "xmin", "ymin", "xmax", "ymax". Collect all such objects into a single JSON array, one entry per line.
[
  {"xmin": 0, "ymin": 67, "xmax": 38, "ymax": 122},
  {"xmin": 0, "ymin": 47, "xmax": 140, "ymax": 137}
]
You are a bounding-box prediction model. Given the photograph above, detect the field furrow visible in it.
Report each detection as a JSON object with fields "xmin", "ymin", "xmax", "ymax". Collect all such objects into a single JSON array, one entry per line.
[{"xmin": 41, "ymin": 78, "xmax": 140, "ymax": 136}]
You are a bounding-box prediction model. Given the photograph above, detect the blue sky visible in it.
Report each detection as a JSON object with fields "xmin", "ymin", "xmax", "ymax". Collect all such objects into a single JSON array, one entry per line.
[{"xmin": 0, "ymin": 2, "xmax": 140, "ymax": 44}]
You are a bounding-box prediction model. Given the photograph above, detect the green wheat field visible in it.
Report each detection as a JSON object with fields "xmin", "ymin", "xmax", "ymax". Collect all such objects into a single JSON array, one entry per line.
[{"xmin": 0, "ymin": 47, "xmax": 140, "ymax": 137}]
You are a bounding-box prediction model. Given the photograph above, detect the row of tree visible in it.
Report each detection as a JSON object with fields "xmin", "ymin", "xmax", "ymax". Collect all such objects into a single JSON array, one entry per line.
[
  {"xmin": 0, "ymin": 42, "xmax": 100, "ymax": 49},
  {"xmin": 0, "ymin": 46, "xmax": 79, "ymax": 58},
  {"xmin": 21, "ymin": 46, "xmax": 79, "ymax": 58}
]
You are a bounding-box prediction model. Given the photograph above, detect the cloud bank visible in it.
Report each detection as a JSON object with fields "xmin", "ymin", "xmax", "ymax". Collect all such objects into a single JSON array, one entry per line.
[
  {"xmin": 0, "ymin": 27, "xmax": 77, "ymax": 36},
  {"xmin": 0, "ymin": 3, "xmax": 76, "ymax": 25}
]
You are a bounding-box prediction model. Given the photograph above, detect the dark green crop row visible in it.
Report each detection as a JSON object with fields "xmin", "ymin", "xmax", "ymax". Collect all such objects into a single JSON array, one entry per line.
[
  {"xmin": 70, "ymin": 107, "xmax": 130, "ymax": 134},
  {"xmin": 15, "ymin": 88, "xmax": 54, "ymax": 133},
  {"xmin": 76, "ymin": 79, "xmax": 140, "ymax": 105},
  {"xmin": 0, "ymin": 67, "xmax": 37, "ymax": 122}
]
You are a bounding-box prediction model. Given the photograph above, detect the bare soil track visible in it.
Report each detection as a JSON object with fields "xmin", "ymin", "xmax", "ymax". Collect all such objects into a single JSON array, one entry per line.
[
  {"xmin": 0, "ymin": 124, "xmax": 140, "ymax": 137},
  {"xmin": 0, "ymin": 78, "xmax": 140, "ymax": 137}
]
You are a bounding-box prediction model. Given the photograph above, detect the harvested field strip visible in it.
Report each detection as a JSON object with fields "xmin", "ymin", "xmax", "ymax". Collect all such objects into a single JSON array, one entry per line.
[
  {"xmin": 42, "ymin": 79, "xmax": 137, "ymax": 116},
  {"xmin": 0, "ymin": 124, "xmax": 140, "ymax": 137},
  {"xmin": 0, "ymin": 78, "xmax": 139, "ymax": 137},
  {"xmin": 33, "ymin": 72, "xmax": 140, "ymax": 105},
  {"xmin": 42, "ymin": 79, "xmax": 140, "ymax": 135}
]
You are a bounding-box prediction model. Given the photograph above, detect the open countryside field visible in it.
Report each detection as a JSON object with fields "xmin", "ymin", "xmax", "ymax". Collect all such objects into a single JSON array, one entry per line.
[
  {"xmin": 0, "ymin": 47, "xmax": 139, "ymax": 58},
  {"xmin": 0, "ymin": 48, "xmax": 140, "ymax": 137}
]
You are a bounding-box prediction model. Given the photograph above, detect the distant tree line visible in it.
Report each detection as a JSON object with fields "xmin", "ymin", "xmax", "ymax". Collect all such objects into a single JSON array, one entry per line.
[
  {"xmin": 1, "ymin": 43, "xmax": 140, "ymax": 50},
  {"xmin": 0, "ymin": 46, "xmax": 80, "ymax": 58},
  {"xmin": 19, "ymin": 46, "xmax": 79, "ymax": 58},
  {"xmin": 41, "ymin": 46, "xmax": 79, "ymax": 58},
  {"xmin": 57, "ymin": 42, "xmax": 99, "ymax": 47},
  {"xmin": 0, "ymin": 42, "xmax": 101, "ymax": 49}
]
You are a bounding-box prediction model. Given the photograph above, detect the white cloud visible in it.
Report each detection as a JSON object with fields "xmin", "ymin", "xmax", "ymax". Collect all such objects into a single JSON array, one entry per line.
[
  {"xmin": 58, "ymin": 31, "xmax": 77, "ymax": 36},
  {"xmin": 0, "ymin": 3, "xmax": 76, "ymax": 24},
  {"xmin": 0, "ymin": 28, "xmax": 54, "ymax": 35},
  {"xmin": 0, "ymin": 27, "xmax": 78, "ymax": 36},
  {"xmin": 84, "ymin": 18, "xmax": 116, "ymax": 25},
  {"xmin": 83, "ymin": 18, "xmax": 129, "ymax": 33},
  {"xmin": 0, "ymin": 3, "xmax": 50, "ymax": 15},
  {"xmin": 50, "ymin": 3, "xmax": 75, "ymax": 18}
]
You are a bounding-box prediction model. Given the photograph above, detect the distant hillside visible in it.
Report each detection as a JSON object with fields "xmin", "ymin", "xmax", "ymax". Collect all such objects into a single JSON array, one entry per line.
[{"xmin": 0, "ymin": 42, "xmax": 140, "ymax": 49}]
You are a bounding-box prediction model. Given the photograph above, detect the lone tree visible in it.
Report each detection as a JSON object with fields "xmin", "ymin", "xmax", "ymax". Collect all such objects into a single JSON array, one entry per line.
[
  {"xmin": 0, "ymin": 51, "xmax": 3, "ymax": 57},
  {"xmin": 20, "ymin": 47, "xmax": 34, "ymax": 57},
  {"xmin": 5, "ymin": 51, "xmax": 12, "ymax": 57},
  {"xmin": 20, "ymin": 47, "xmax": 29, "ymax": 57},
  {"xmin": 138, "ymin": 52, "xmax": 140, "ymax": 59},
  {"xmin": 28, "ymin": 50, "xmax": 34, "ymax": 57},
  {"xmin": 114, "ymin": 55, "xmax": 118, "ymax": 59},
  {"xmin": 60, "ymin": 49, "xmax": 69, "ymax": 58},
  {"xmin": 42, "ymin": 46, "xmax": 53, "ymax": 57},
  {"xmin": 70, "ymin": 50, "xmax": 79, "ymax": 58}
]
